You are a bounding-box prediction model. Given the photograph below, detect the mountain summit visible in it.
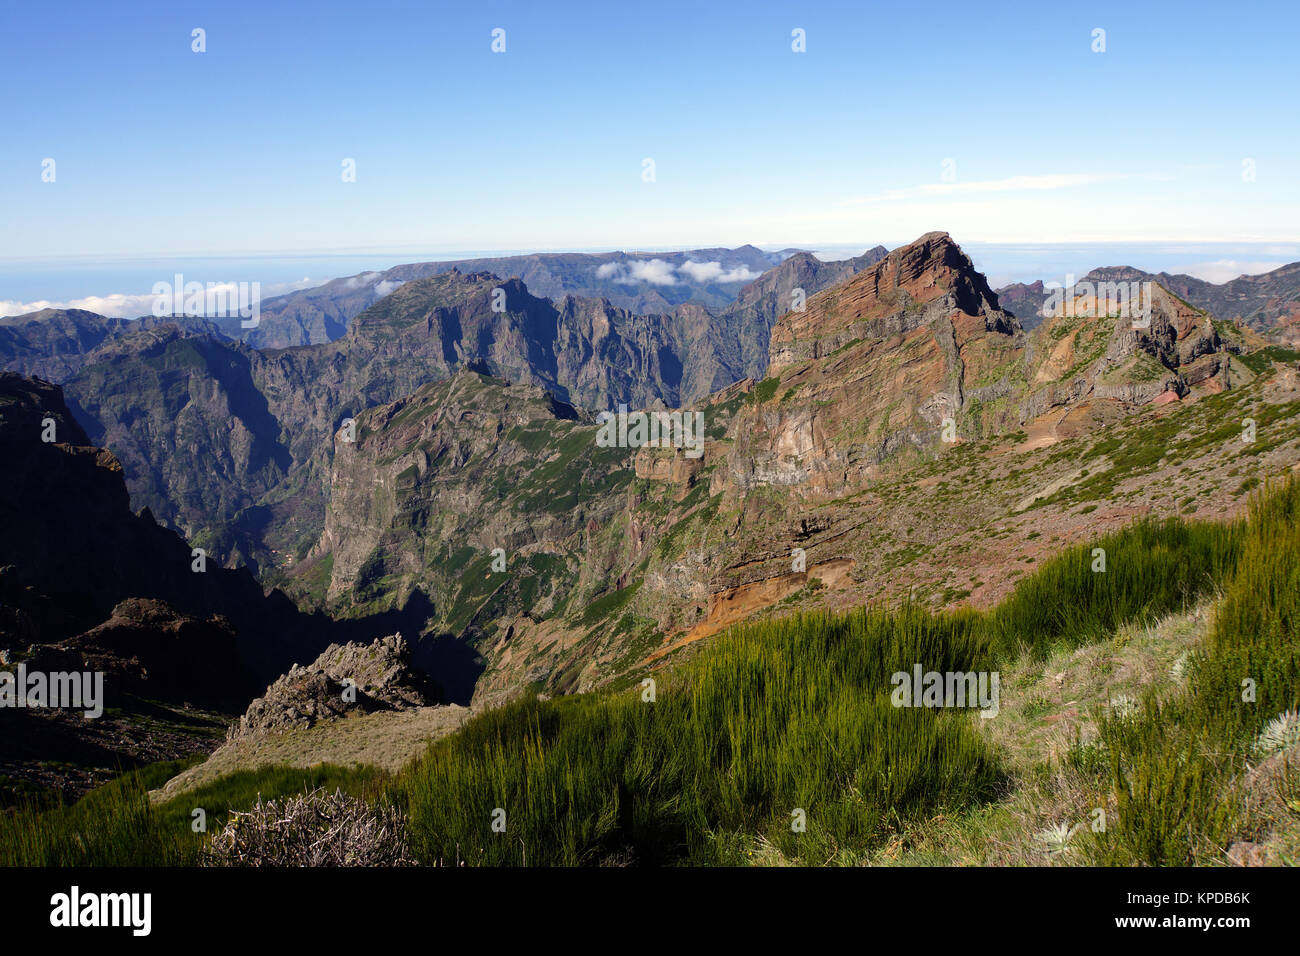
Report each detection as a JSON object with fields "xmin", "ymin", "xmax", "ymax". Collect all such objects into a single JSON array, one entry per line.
[{"xmin": 768, "ymin": 232, "xmax": 1018, "ymax": 375}]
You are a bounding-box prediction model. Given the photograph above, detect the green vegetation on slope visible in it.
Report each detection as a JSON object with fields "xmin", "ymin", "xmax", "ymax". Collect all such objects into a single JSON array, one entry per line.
[
  {"xmin": 987, "ymin": 517, "xmax": 1241, "ymax": 660},
  {"xmin": 1074, "ymin": 478, "xmax": 1300, "ymax": 864},
  {"xmin": 5, "ymin": 479, "xmax": 1294, "ymax": 867},
  {"xmin": 397, "ymin": 604, "xmax": 1001, "ymax": 866},
  {"xmin": 0, "ymin": 759, "xmax": 386, "ymax": 866},
  {"xmin": 390, "ymin": 504, "xmax": 1242, "ymax": 865}
]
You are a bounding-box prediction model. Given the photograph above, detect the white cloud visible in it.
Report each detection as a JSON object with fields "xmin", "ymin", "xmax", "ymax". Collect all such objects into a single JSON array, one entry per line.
[
  {"xmin": 343, "ymin": 271, "xmax": 381, "ymax": 289},
  {"xmin": 596, "ymin": 258, "xmax": 759, "ymax": 286},
  {"xmin": 595, "ymin": 259, "xmax": 679, "ymax": 285},
  {"xmin": 0, "ymin": 292, "xmax": 159, "ymax": 320},
  {"xmin": 677, "ymin": 260, "xmax": 724, "ymax": 282},
  {"xmin": 626, "ymin": 259, "xmax": 678, "ymax": 285},
  {"xmin": 373, "ymin": 279, "xmax": 405, "ymax": 297},
  {"xmin": 0, "ymin": 277, "xmax": 318, "ymax": 320},
  {"xmin": 678, "ymin": 260, "xmax": 761, "ymax": 283}
]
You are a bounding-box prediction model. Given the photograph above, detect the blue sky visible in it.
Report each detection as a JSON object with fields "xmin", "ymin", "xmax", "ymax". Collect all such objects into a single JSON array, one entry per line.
[{"xmin": 2, "ymin": 0, "xmax": 1297, "ymax": 265}]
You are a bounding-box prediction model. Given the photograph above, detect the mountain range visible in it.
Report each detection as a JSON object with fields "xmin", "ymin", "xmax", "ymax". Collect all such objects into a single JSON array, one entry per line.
[
  {"xmin": 998, "ymin": 262, "xmax": 1300, "ymax": 339},
  {"xmin": 3, "ymin": 233, "xmax": 1300, "ymax": 793},
  {"xmin": 1, "ymin": 246, "xmax": 890, "ymax": 568},
  {"xmin": 231, "ymin": 245, "xmax": 830, "ymax": 349}
]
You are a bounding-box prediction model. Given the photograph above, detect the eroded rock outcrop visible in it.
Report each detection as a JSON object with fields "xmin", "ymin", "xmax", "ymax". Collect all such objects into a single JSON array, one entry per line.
[
  {"xmin": 724, "ymin": 232, "xmax": 1026, "ymax": 497},
  {"xmin": 230, "ymin": 633, "xmax": 439, "ymax": 738}
]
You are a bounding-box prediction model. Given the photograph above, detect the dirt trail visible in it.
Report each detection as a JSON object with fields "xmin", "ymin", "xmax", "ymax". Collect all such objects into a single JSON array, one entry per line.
[
  {"xmin": 1018, "ymin": 407, "xmax": 1072, "ymax": 451},
  {"xmin": 642, "ymin": 559, "xmax": 855, "ymax": 666}
]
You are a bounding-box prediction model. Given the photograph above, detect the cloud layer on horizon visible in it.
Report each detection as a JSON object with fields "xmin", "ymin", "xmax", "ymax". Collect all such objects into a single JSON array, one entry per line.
[
  {"xmin": 0, "ymin": 277, "xmax": 320, "ymax": 320},
  {"xmin": 594, "ymin": 258, "xmax": 760, "ymax": 286}
]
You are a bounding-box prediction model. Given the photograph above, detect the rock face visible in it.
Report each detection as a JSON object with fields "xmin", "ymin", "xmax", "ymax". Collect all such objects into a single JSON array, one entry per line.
[
  {"xmin": 731, "ymin": 232, "xmax": 1025, "ymax": 496},
  {"xmin": 0, "ymin": 309, "xmax": 241, "ymax": 380},
  {"xmin": 63, "ymin": 324, "xmax": 291, "ymax": 563},
  {"xmin": 732, "ymin": 236, "xmax": 1237, "ymax": 502},
  {"xmin": 999, "ymin": 261, "xmax": 1300, "ymax": 342},
  {"xmin": 319, "ymin": 368, "xmax": 622, "ymax": 598},
  {"xmin": 2, "ymin": 596, "xmax": 251, "ymax": 715},
  {"xmin": 768, "ymin": 232, "xmax": 1019, "ymax": 376},
  {"xmin": 672, "ymin": 235, "xmax": 1248, "ymax": 624},
  {"xmin": 634, "ymin": 444, "xmax": 705, "ymax": 491},
  {"xmin": 0, "ymin": 309, "xmax": 130, "ymax": 380},
  {"xmin": 1025, "ymin": 282, "xmax": 1227, "ymax": 415},
  {"xmin": 7, "ymin": 248, "xmax": 893, "ymax": 576},
  {"xmin": 309, "ymin": 367, "xmax": 644, "ymax": 704},
  {"xmin": 717, "ymin": 246, "xmax": 890, "ymax": 381},
  {"xmin": 994, "ymin": 280, "xmax": 1050, "ymax": 331},
  {"xmin": 0, "ymin": 372, "xmax": 342, "ymax": 688},
  {"xmin": 1081, "ymin": 263, "xmax": 1300, "ymax": 338},
  {"xmin": 48, "ymin": 272, "xmax": 744, "ymax": 570},
  {"xmin": 229, "ymin": 633, "xmax": 439, "ymax": 738},
  {"xmin": 0, "ymin": 374, "xmax": 398, "ymax": 801},
  {"xmin": 65, "ymin": 598, "xmax": 250, "ymax": 710},
  {"xmin": 304, "ymin": 232, "xmax": 1263, "ymax": 709}
]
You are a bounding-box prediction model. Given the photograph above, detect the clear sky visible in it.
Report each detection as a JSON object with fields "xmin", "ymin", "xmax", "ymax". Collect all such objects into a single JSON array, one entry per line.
[{"xmin": 2, "ymin": 0, "xmax": 1297, "ymax": 261}]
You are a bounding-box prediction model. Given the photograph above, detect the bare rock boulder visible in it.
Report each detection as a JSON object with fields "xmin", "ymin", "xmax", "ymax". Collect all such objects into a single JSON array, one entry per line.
[{"xmin": 229, "ymin": 633, "xmax": 439, "ymax": 739}]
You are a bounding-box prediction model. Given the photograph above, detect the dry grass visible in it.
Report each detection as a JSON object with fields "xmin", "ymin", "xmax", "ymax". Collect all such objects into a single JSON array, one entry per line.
[
  {"xmin": 203, "ymin": 788, "xmax": 415, "ymax": 867},
  {"xmin": 152, "ymin": 704, "xmax": 469, "ymax": 804}
]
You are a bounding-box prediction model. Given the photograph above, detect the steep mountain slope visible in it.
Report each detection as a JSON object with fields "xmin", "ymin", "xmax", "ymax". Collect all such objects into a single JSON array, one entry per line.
[
  {"xmin": 0, "ymin": 309, "xmax": 129, "ymax": 380},
  {"xmin": 45, "ymin": 272, "xmax": 683, "ymax": 570},
  {"xmin": 300, "ymin": 233, "xmax": 1300, "ymax": 709},
  {"xmin": 51, "ymin": 252, "xmax": 892, "ymax": 574},
  {"xmin": 993, "ymin": 280, "xmax": 1050, "ymax": 331},
  {"xmin": 1082, "ymin": 264, "xmax": 1300, "ymax": 338},
  {"xmin": 0, "ymin": 309, "xmax": 238, "ymax": 380},
  {"xmin": 715, "ymin": 245, "xmax": 889, "ymax": 380},
  {"xmin": 243, "ymin": 271, "xmax": 697, "ymax": 568},
  {"xmin": 0, "ymin": 371, "xmax": 439, "ymax": 799},
  {"xmin": 336, "ymin": 271, "xmax": 686, "ymax": 408},
  {"xmin": 0, "ymin": 372, "xmax": 347, "ymax": 686},
  {"xmin": 304, "ymin": 369, "xmax": 640, "ymax": 703},
  {"xmin": 63, "ymin": 325, "xmax": 291, "ymax": 565}
]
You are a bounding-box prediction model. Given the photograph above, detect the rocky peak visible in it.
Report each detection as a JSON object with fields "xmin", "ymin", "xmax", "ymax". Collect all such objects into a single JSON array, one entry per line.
[
  {"xmin": 1028, "ymin": 281, "xmax": 1227, "ymax": 410},
  {"xmin": 768, "ymin": 232, "xmax": 1019, "ymax": 374}
]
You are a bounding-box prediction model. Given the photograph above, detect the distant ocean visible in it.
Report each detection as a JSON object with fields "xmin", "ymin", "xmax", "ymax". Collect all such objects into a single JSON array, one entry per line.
[{"xmin": 3, "ymin": 242, "xmax": 1299, "ymax": 318}]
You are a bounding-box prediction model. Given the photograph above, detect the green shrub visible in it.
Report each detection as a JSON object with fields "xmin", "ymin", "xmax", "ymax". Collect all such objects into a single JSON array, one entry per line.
[
  {"xmin": 987, "ymin": 517, "xmax": 1240, "ymax": 660},
  {"xmin": 1077, "ymin": 478, "xmax": 1300, "ymax": 864},
  {"xmin": 399, "ymin": 605, "xmax": 1001, "ymax": 866}
]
